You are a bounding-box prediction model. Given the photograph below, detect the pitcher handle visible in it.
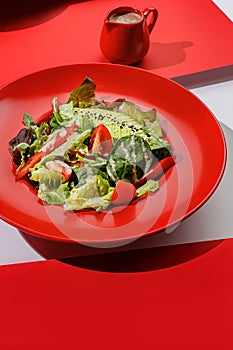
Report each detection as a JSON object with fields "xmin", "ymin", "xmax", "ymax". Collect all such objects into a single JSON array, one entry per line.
[{"xmin": 143, "ymin": 7, "xmax": 158, "ymax": 34}]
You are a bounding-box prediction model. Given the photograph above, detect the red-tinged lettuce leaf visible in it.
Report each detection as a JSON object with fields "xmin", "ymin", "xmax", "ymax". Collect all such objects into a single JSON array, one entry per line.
[
  {"xmin": 67, "ymin": 77, "xmax": 105, "ymax": 108},
  {"xmin": 8, "ymin": 128, "xmax": 34, "ymax": 155}
]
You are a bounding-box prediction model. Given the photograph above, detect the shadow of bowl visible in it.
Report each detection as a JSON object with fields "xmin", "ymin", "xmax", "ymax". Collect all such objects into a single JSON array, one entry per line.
[{"xmin": 19, "ymin": 230, "xmax": 223, "ymax": 273}]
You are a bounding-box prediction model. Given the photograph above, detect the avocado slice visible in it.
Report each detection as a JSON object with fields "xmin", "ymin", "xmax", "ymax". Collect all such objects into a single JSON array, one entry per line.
[{"xmin": 73, "ymin": 107, "xmax": 170, "ymax": 151}]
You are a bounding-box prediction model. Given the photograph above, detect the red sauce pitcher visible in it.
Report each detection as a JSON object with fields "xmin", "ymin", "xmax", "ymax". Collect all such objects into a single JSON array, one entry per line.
[{"xmin": 100, "ymin": 6, "xmax": 158, "ymax": 65}]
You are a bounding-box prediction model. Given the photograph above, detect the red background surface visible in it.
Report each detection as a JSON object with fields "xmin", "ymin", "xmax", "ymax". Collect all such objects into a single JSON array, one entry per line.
[
  {"xmin": 1, "ymin": 240, "xmax": 233, "ymax": 349},
  {"xmin": 0, "ymin": 0, "xmax": 233, "ymax": 87},
  {"xmin": 1, "ymin": 1, "xmax": 233, "ymax": 348}
]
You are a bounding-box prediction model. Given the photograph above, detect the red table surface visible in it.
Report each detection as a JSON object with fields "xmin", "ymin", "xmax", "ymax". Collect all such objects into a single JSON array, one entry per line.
[
  {"xmin": 0, "ymin": 0, "xmax": 233, "ymax": 87},
  {"xmin": 1, "ymin": 0, "xmax": 233, "ymax": 348},
  {"xmin": 1, "ymin": 239, "xmax": 233, "ymax": 349}
]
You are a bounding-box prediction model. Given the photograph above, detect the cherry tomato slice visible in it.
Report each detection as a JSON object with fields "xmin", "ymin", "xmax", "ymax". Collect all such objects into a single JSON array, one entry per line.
[
  {"xmin": 111, "ymin": 180, "xmax": 136, "ymax": 205},
  {"xmin": 15, "ymin": 151, "xmax": 45, "ymax": 180},
  {"xmin": 88, "ymin": 124, "xmax": 112, "ymax": 156},
  {"xmin": 16, "ymin": 124, "xmax": 78, "ymax": 180},
  {"xmin": 45, "ymin": 160, "xmax": 72, "ymax": 181},
  {"xmin": 134, "ymin": 156, "xmax": 176, "ymax": 188}
]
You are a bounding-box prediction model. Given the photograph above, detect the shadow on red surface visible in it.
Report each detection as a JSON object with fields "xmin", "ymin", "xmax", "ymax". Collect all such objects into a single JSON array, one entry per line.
[
  {"xmin": 0, "ymin": 0, "xmax": 90, "ymax": 31},
  {"xmin": 19, "ymin": 230, "xmax": 223, "ymax": 272},
  {"xmin": 60, "ymin": 240, "xmax": 223, "ymax": 272},
  {"xmin": 139, "ymin": 41, "xmax": 193, "ymax": 70}
]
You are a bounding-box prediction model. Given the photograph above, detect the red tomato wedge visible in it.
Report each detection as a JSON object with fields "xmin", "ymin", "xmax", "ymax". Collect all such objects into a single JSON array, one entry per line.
[
  {"xmin": 45, "ymin": 160, "xmax": 72, "ymax": 181},
  {"xmin": 16, "ymin": 124, "xmax": 78, "ymax": 180},
  {"xmin": 68, "ymin": 149, "xmax": 95, "ymax": 160},
  {"xmin": 88, "ymin": 124, "xmax": 113, "ymax": 156},
  {"xmin": 15, "ymin": 151, "xmax": 45, "ymax": 180},
  {"xmin": 134, "ymin": 156, "xmax": 176, "ymax": 188},
  {"xmin": 111, "ymin": 180, "xmax": 136, "ymax": 205},
  {"xmin": 40, "ymin": 124, "xmax": 78, "ymax": 153}
]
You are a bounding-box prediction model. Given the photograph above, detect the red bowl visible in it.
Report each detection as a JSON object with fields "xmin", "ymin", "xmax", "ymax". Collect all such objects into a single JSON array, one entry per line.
[{"xmin": 0, "ymin": 63, "xmax": 226, "ymax": 248}]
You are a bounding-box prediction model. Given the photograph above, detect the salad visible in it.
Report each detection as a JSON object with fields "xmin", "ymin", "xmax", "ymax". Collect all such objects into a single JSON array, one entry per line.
[{"xmin": 8, "ymin": 77, "xmax": 175, "ymax": 212}]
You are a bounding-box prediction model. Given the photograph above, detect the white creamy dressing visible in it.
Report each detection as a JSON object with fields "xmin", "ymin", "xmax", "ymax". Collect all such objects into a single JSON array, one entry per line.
[
  {"xmin": 141, "ymin": 142, "xmax": 151, "ymax": 173},
  {"xmin": 130, "ymin": 136, "xmax": 137, "ymax": 163},
  {"xmin": 40, "ymin": 128, "xmax": 67, "ymax": 152},
  {"xmin": 109, "ymin": 12, "xmax": 141, "ymax": 24},
  {"xmin": 40, "ymin": 137, "xmax": 56, "ymax": 152},
  {"xmin": 40, "ymin": 183, "xmax": 46, "ymax": 191},
  {"xmin": 40, "ymin": 132, "xmax": 78, "ymax": 162},
  {"xmin": 119, "ymin": 141, "xmax": 130, "ymax": 161},
  {"xmin": 107, "ymin": 158, "xmax": 117, "ymax": 180}
]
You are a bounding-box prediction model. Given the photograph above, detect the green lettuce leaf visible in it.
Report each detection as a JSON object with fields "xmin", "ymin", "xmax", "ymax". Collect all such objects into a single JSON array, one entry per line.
[
  {"xmin": 106, "ymin": 135, "xmax": 153, "ymax": 183},
  {"xmin": 67, "ymin": 77, "xmax": 105, "ymax": 108},
  {"xmin": 30, "ymin": 167, "xmax": 69, "ymax": 205},
  {"xmin": 64, "ymin": 175, "xmax": 113, "ymax": 211},
  {"xmin": 23, "ymin": 113, "xmax": 51, "ymax": 154},
  {"xmin": 49, "ymin": 102, "xmax": 77, "ymax": 130},
  {"xmin": 136, "ymin": 180, "xmax": 159, "ymax": 198},
  {"xmin": 12, "ymin": 142, "xmax": 30, "ymax": 171},
  {"xmin": 23, "ymin": 113, "xmax": 50, "ymax": 140}
]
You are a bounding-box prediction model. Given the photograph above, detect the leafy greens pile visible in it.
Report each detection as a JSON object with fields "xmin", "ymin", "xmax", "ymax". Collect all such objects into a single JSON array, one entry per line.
[{"xmin": 8, "ymin": 77, "xmax": 172, "ymax": 212}]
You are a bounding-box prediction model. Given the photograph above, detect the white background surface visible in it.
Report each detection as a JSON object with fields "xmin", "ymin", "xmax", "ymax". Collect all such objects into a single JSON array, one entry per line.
[
  {"xmin": 0, "ymin": 79, "xmax": 233, "ymax": 265},
  {"xmin": 212, "ymin": 0, "xmax": 233, "ymax": 21}
]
